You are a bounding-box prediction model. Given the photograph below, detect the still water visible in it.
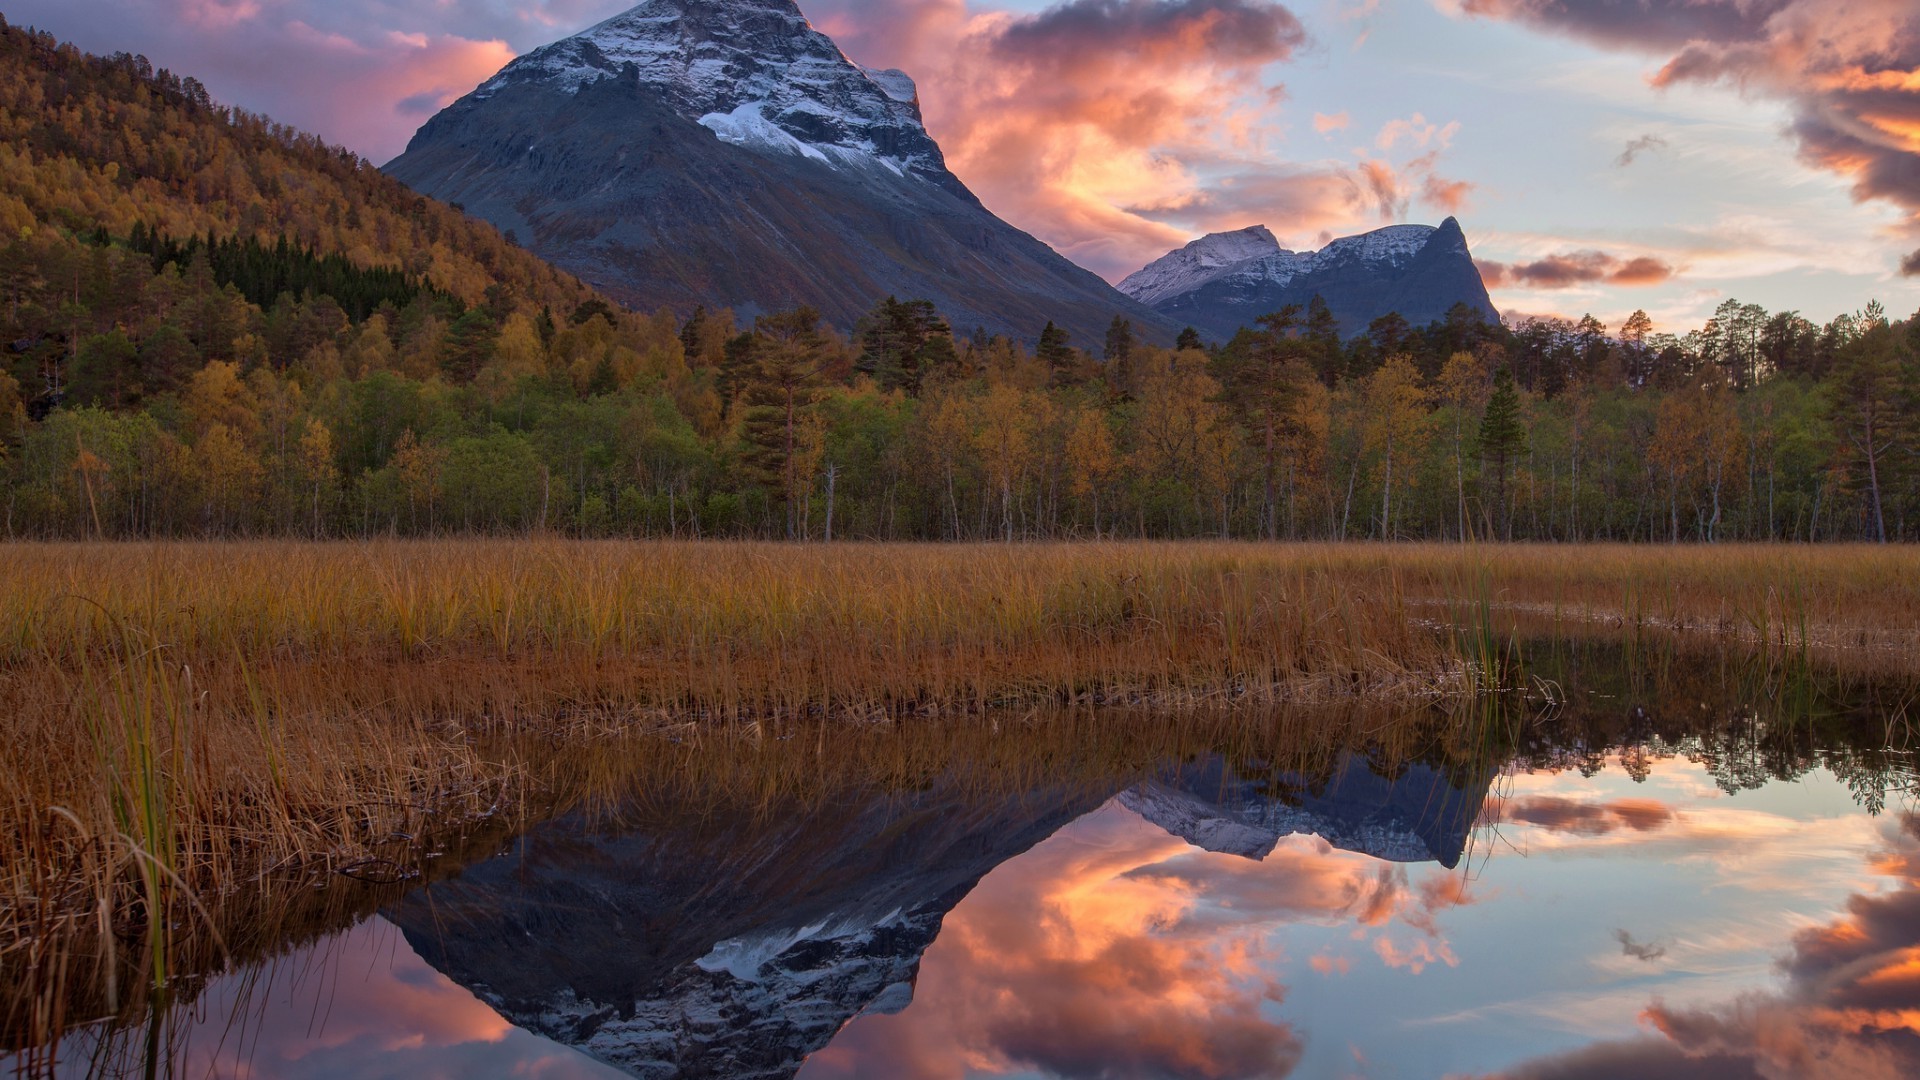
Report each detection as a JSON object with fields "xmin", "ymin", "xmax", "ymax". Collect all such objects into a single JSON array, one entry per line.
[{"xmin": 20, "ymin": 681, "xmax": 1920, "ymax": 1079}]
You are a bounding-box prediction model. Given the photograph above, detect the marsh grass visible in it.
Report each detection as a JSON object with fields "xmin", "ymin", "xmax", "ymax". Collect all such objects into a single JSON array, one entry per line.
[{"xmin": 1, "ymin": 539, "xmax": 1916, "ymax": 1063}]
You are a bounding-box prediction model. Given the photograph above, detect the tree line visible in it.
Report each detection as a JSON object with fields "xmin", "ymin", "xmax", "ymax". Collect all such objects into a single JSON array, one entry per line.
[
  {"xmin": 0, "ymin": 15, "xmax": 1914, "ymax": 542},
  {"xmin": 1, "ymin": 221, "xmax": 1915, "ymax": 541}
]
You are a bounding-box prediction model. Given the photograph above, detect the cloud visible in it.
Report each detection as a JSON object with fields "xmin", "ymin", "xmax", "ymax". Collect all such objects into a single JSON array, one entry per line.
[
  {"xmin": 1477, "ymin": 252, "xmax": 1679, "ymax": 290},
  {"xmin": 812, "ymin": 0, "xmax": 1476, "ymax": 278},
  {"xmin": 1614, "ymin": 929, "xmax": 1669, "ymax": 963},
  {"xmin": 817, "ymin": 805, "xmax": 1483, "ymax": 1080},
  {"xmin": 1469, "ymin": 815, "xmax": 1920, "ymax": 1080},
  {"xmin": 1423, "ymin": 173, "xmax": 1475, "ymax": 213},
  {"xmin": 1376, "ymin": 112, "xmax": 1460, "ymax": 152},
  {"xmin": 1616, "ymin": 133, "xmax": 1670, "ymax": 168},
  {"xmin": 1458, "ymin": 0, "xmax": 1920, "ymax": 268},
  {"xmin": 809, "ymin": 0, "xmax": 1334, "ymax": 278},
  {"xmin": 809, "ymin": 808, "xmax": 1307, "ymax": 1080},
  {"xmin": 1903, "ymin": 249, "xmax": 1920, "ymax": 276}
]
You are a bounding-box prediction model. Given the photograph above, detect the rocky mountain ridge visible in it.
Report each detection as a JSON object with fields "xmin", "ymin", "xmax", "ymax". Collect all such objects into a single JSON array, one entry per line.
[{"xmin": 1120, "ymin": 217, "xmax": 1500, "ymax": 341}]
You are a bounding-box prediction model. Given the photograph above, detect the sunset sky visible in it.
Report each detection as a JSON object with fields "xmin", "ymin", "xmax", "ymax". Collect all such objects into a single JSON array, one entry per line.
[{"xmin": 13, "ymin": 0, "xmax": 1920, "ymax": 332}]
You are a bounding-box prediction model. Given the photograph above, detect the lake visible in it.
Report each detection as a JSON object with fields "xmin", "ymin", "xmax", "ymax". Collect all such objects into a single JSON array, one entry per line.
[{"xmin": 13, "ymin": 655, "xmax": 1917, "ymax": 1079}]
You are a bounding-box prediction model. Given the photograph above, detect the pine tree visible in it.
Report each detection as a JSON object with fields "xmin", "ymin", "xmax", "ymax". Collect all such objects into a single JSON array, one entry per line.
[
  {"xmin": 1175, "ymin": 326, "xmax": 1203, "ymax": 352},
  {"xmin": 1037, "ymin": 321, "xmax": 1076, "ymax": 386}
]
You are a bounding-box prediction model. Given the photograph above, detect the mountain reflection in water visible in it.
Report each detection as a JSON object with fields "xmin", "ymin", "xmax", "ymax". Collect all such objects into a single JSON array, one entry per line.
[
  {"xmin": 18, "ymin": 687, "xmax": 1920, "ymax": 1079},
  {"xmin": 383, "ymin": 751, "xmax": 1493, "ymax": 1079}
]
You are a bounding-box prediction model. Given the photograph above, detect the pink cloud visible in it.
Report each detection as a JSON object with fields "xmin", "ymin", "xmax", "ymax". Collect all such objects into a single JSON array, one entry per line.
[
  {"xmin": 1477, "ymin": 251, "xmax": 1680, "ymax": 290},
  {"xmin": 1314, "ymin": 110, "xmax": 1352, "ymax": 134},
  {"xmin": 808, "ymin": 0, "xmax": 1471, "ymax": 279}
]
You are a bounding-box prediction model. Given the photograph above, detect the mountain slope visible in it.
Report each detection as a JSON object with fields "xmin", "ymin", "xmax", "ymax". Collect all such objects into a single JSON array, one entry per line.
[
  {"xmin": 0, "ymin": 18, "xmax": 596, "ymax": 315},
  {"xmin": 385, "ymin": 0, "xmax": 1171, "ymax": 344},
  {"xmin": 1120, "ymin": 218, "xmax": 1500, "ymax": 340}
]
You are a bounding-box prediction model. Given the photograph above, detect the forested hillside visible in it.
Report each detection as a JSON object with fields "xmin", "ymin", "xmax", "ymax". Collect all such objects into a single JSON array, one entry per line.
[{"xmin": 0, "ymin": 20, "xmax": 1915, "ymax": 543}]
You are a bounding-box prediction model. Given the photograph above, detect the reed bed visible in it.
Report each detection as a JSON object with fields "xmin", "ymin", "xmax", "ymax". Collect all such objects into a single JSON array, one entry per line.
[{"xmin": 1, "ymin": 539, "xmax": 1916, "ymax": 1059}]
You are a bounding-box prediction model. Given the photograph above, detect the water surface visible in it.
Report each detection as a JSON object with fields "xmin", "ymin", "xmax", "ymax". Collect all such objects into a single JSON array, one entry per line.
[{"xmin": 19, "ymin": 675, "xmax": 1919, "ymax": 1079}]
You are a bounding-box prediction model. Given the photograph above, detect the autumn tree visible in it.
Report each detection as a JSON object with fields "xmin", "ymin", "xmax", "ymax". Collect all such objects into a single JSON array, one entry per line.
[
  {"xmin": 1363, "ymin": 355, "xmax": 1432, "ymax": 540},
  {"xmin": 973, "ymin": 382, "xmax": 1038, "ymax": 541},
  {"xmin": 1065, "ymin": 405, "xmax": 1116, "ymax": 537}
]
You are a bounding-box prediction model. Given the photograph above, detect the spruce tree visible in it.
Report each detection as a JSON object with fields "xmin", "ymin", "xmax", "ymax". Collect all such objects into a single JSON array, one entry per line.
[{"xmin": 1037, "ymin": 321, "xmax": 1076, "ymax": 385}]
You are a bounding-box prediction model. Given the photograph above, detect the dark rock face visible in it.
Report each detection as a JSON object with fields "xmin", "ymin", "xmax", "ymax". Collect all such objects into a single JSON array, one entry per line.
[
  {"xmin": 384, "ymin": 0, "xmax": 1169, "ymax": 345},
  {"xmin": 1120, "ymin": 217, "xmax": 1501, "ymax": 341}
]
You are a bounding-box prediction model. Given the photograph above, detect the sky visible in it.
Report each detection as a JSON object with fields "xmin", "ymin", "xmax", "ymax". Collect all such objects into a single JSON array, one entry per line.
[{"xmin": 10, "ymin": 0, "xmax": 1920, "ymax": 333}]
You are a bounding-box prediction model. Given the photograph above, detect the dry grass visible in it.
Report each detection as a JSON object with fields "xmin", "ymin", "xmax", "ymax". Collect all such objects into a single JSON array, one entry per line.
[{"xmin": 1, "ymin": 539, "xmax": 1915, "ymax": 1057}]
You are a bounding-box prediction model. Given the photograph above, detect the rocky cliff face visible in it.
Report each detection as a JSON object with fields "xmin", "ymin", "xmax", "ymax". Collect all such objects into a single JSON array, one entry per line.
[
  {"xmin": 385, "ymin": 0, "xmax": 1169, "ymax": 344},
  {"xmin": 1119, "ymin": 218, "xmax": 1500, "ymax": 341}
]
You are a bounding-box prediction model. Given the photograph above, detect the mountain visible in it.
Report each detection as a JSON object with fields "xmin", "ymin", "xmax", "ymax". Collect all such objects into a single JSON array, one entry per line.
[
  {"xmin": 1118, "ymin": 218, "xmax": 1500, "ymax": 341},
  {"xmin": 384, "ymin": 0, "xmax": 1171, "ymax": 345}
]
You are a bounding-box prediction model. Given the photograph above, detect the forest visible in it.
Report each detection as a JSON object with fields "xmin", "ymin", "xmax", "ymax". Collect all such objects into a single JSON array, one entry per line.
[{"xmin": 0, "ymin": 18, "xmax": 1915, "ymax": 543}]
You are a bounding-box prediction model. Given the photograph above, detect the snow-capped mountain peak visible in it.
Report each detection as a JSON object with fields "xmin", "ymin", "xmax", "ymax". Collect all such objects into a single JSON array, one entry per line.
[
  {"xmin": 1116, "ymin": 225, "xmax": 1285, "ymax": 307},
  {"xmin": 473, "ymin": 0, "xmax": 948, "ymax": 180},
  {"xmin": 1118, "ymin": 222, "xmax": 1444, "ymax": 308}
]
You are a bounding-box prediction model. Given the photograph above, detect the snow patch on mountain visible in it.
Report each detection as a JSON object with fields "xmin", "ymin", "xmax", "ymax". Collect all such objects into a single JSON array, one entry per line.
[
  {"xmin": 1116, "ymin": 225, "xmax": 1284, "ymax": 307},
  {"xmin": 507, "ymin": 906, "xmax": 946, "ymax": 1080},
  {"xmin": 1120, "ymin": 223, "xmax": 1440, "ymax": 307},
  {"xmin": 473, "ymin": 0, "xmax": 947, "ymax": 181}
]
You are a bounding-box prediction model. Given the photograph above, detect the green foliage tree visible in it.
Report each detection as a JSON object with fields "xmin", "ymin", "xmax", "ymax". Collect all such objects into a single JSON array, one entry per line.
[{"xmin": 1478, "ymin": 367, "xmax": 1527, "ymax": 540}]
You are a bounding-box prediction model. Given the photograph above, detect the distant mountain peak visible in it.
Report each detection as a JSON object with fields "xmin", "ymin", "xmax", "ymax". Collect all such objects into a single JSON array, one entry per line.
[
  {"xmin": 1118, "ymin": 219, "xmax": 1498, "ymax": 339},
  {"xmin": 1117, "ymin": 225, "xmax": 1285, "ymax": 307},
  {"xmin": 470, "ymin": 0, "xmax": 949, "ymax": 183}
]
